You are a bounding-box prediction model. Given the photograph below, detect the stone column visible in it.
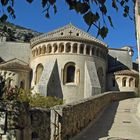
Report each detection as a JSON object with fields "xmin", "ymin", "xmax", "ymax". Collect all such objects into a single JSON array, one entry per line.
[
  {"xmin": 90, "ymin": 46, "xmax": 92, "ymax": 56},
  {"xmin": 126, "ymin": 78, "xmax": 129, "ymax": 87},
  {"xmin": 64, "ymin": 42, "xmax": 66, "ymax": 53},
  {"xmin": 70, "ymin": 43, "xmax": 73, "ymax": 53},
  {"xmin": 77, "ymin": 43, "xmax": 80, "ymax": 54},
  {"xmin": 84, "ymin": 44, "xmax": 86, "ymax": 55}
]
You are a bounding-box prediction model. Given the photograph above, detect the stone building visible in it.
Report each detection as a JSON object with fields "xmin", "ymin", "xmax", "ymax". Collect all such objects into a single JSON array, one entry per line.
[
  {"xmin": 0, "ymin": 23, "xmax": 139, "ymax": 103},
  {"xmin": 107, "ymin": 47, "xmax": 139, "ymax": 94}
]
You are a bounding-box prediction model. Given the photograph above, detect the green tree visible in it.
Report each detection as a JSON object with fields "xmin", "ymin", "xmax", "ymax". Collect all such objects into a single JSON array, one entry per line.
[
  {"xmin": 0, "ymin": 75, "xmax": 63, "ymax": 133},
  {"xmin": 0, "ymin": 0, "xmax": 135, "ymax": 38}
]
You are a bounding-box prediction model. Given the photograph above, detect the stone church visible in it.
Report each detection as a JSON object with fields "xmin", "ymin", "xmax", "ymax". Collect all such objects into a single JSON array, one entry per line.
[{"xmin": 0, "ymin": 23, "xmax": 139, "ymax": 103}]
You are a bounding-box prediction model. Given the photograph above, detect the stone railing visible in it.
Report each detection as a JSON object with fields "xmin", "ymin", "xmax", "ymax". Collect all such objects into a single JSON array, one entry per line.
[{"xmin": 14, "ymin": 91, "xmax": 136, "ymax": 140}]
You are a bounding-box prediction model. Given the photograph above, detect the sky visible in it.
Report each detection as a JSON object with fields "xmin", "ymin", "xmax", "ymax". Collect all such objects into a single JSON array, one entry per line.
[{"xmin": 8, "ymin": 0, "xmax": 137, "ymax": 61}]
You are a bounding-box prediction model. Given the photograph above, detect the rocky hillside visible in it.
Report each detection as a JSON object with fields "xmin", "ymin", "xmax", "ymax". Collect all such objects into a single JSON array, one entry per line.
[{"xmin": 0, "ymin": 22, "xmax": 41, "ymax": 42}]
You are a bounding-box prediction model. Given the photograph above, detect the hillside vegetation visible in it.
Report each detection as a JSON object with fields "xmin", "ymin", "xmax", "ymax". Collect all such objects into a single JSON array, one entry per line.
[{"xmin": 0, "ymin": 22, "xmax": 41, "ymax": 42}]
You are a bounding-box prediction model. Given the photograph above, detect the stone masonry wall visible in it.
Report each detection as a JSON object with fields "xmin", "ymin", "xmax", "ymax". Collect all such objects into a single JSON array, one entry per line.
[
  {"xmin": 29, "ymin": 108, "xmax": 51, "ymax": 140},
  {"xmin": 20, "ymin": 91, "xmax": 135, "ymax": 140},
  {"xmin": 51, "ymin": 91, "xmax": 135, "ymax": 140}
]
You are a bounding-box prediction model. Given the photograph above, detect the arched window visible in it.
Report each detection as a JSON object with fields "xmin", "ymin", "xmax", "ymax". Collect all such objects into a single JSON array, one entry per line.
[
  {"xmin": 59, "ymin": 43, "xmax": 64, "ymax": 52},
  {"xmin": 122, "ymin": 77, "xmax": 127, "ymax": 87},
  {"xmin": 129, "ymin": 78, "xmax": 134, "ymax": 87},
  {"xmin": 47, "ymin": 44, "xmax": 52, "ymax": 53},
  {"xmin": 66, "ymin": 43, "xmax": 71, "ymax": 52},
  {"xmin": 53, "ymin": 43, "xmax": 58, "ymax": 53},
  {"xmin": 42, "ymin": 45, "xmax": 46, "ymax": 54},
  {"xmin": 66, "ymin": 66, "xmax": 75, "ymax": 82},
  {"xmin": 35, "ymin": 64, "xmax": 44, "ymax": 84},
  {"xmin": 73, "ymin": 43, "xmax": 77, "ymax": 53},
  {"xmin": 80, "ymin": 44, "xmax": 84, "ymax": 54},
  {"xmin": 64, "ymin": 62, "xmax": 76, "ymax": 84},
  {"xmin": 86, "ymin": 45, "xmax": 90, "ymax": 55}
]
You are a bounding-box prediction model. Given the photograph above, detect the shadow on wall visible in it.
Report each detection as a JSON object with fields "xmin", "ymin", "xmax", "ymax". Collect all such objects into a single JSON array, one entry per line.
[
  {"xmin": 47, "ymin": 60, "xmax": 63, "ymax": 99},
  {"xmin": 110, "ymin": 74, "xmax": 120, "ymax": 91},
  {"xmin": 73, "ymin": 102, "xmax": 119, "ymax": 140},
  {"xmin": 108, "ymin": 55, "xmax": 129, "ymax": 73}
]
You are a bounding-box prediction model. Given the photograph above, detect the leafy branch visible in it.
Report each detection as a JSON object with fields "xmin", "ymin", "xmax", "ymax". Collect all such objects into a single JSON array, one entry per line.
[
  {"xmin": 0, "ymin": 0, "xmax": 134, "ymax": 39},
  {"xmin": 0, "ymin": 74, "xmax": 63, "ymax": 132}
]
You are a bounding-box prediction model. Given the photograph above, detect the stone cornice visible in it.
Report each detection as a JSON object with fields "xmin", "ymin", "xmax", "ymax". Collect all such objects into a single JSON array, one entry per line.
[
  {"xmin": 31, "ymin": 36, "xmax": 107, "ymax": 50},
  {"xmin": 30, "ymin": 24, "xmax": 107, "ymax": 49}
]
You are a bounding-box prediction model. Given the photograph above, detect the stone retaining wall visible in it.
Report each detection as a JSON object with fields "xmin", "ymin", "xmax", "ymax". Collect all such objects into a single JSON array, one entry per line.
[
  {"xmin": 50, "ymin": 91, "xmax": 135, "ymax": 140},
  {"xmin": 29, "ymin": 108, "xmax": 51, "ymax": 140},
  {"xmin": 15, "ymin": 91, "xmax": 135, "ymax": 140}
]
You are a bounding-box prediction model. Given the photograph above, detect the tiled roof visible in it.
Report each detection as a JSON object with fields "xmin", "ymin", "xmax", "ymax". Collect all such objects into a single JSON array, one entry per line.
[{"xmin": 114, "ymin": 69, "xmax": 139, "ymax": 76}]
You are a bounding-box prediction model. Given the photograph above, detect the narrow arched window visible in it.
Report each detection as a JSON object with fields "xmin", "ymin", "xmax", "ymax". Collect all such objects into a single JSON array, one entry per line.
[
  {"xmin": 66, "ymin": 43, "xmax": 71, "ymax": 52},
  {"xmin": 53, "ymin": 43, "xmax": 58, "ymax": 53},
  {"xmin": 42, "ymin": 45, "xmax": 46, "ymax": 54},
  {"xmin": 122, "ymin": 77, "xmax": 127, "ymax": 87},
  {"xmin": 129, "ymin": 78, "xmax": 133, "ymax": 87},
  {"xmin": 66, "ymin": 65, "xmax": 75, "ymax": 82},
  {"xmin": 47, "ymin": 44, "xmax": 52, "ymax": 53},
  {"xmin": 64, "ymin": 62, "xmax": 76, "ymax": 84},
  {"xmin": 73, "ymin": 43, "xmax": 77, "ymax": 53},
  {"xmin": 35, "ymin": 64, "xmax": 44, "ymax": 84},
  {"xmin": 80, "ymin": 44, "xmax": 84, "ymax": 54},
  {"xmin": 59, "ymin": 43, "xmax": 64, "ymax": 52}
]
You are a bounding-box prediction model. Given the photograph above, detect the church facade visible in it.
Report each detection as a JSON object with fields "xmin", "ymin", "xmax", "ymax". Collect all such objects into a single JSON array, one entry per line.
[{"xmin": 0, "ymin": 24, "xmax": 139, "ymax": 103}]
